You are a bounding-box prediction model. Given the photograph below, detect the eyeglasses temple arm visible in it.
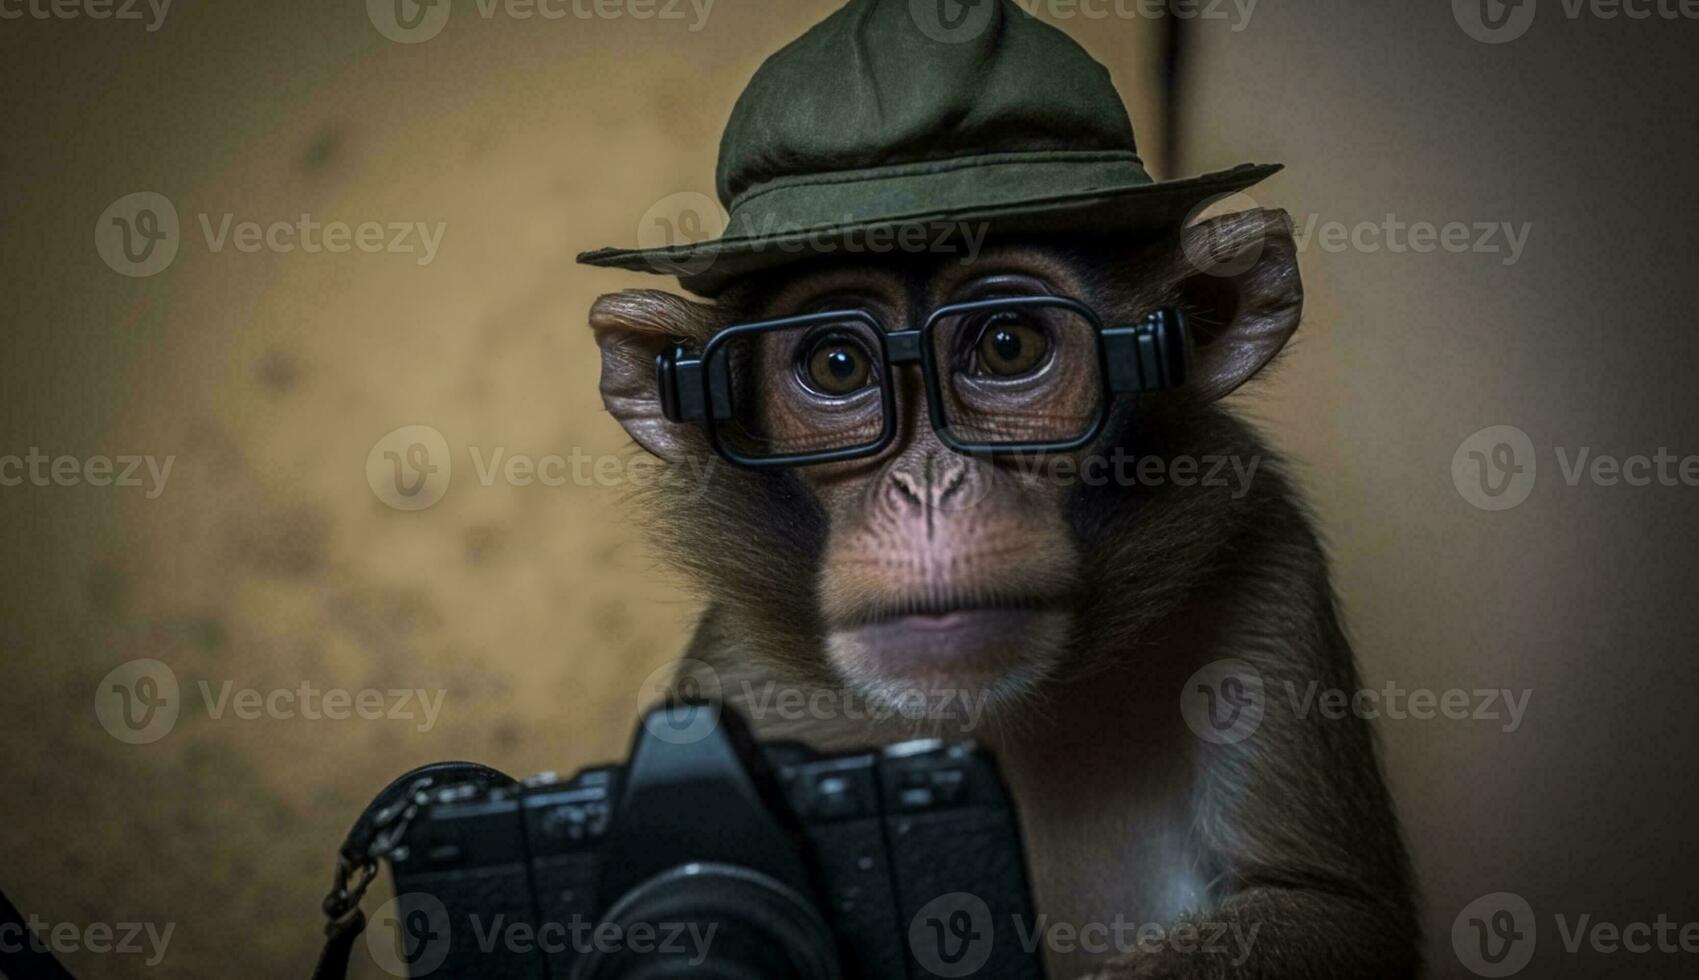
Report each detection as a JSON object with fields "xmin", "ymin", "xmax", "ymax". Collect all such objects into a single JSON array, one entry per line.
[
  {"xmin": 657, "ymin": 344, "xmax": 733, "ymax": 423},
  {"xmin": 1102, "ymin": 306, "xmax": 1191, "ymax": 394}
]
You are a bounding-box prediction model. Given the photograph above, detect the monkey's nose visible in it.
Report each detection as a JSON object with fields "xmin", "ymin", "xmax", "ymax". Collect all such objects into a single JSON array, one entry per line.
[{"xmin": 878, "ymin": 453, "xmax": 980, "ymax": 529}]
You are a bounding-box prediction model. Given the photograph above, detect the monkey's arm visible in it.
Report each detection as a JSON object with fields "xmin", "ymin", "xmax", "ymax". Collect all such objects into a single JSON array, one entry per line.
[{"xmin": 1091, "ymin": 548, "xmax": 1420, "ymax": 979}]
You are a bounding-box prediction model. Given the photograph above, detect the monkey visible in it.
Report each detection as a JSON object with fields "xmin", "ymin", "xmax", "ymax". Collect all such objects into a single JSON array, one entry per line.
[{"xmin": 588, "ymin": 208, "xmax": 1420, "ymax": 979}]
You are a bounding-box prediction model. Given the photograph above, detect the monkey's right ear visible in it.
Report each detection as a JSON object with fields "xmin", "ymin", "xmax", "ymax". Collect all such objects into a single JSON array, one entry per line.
[
  {"xmin": 1174, "ymin": 208, "xmax": 1304, "ymax": 403},
  {"xmin": 589, "ymin": 289, "xmax": 719, "ymax": 462}
]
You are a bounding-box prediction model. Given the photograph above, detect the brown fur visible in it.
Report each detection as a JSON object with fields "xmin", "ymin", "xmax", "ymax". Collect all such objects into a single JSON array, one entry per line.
[{"xmin": 590, "ymin": 210, "xmax": 1419, "ymax": 978}]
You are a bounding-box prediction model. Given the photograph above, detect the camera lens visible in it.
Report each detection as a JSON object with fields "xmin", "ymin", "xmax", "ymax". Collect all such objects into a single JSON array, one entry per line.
[{"xmin": 570, "ymin": 862, "xmax": 838, "ymax": 980}]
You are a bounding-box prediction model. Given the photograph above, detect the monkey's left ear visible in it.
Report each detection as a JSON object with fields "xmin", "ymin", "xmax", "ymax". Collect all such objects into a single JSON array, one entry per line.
[
  {"xmin": 589, "ymin": 289, "xmax": 719, "ymax": 462},
  {"xmin": 1173, "ymin": 208, "xmax": 1304, "ymax": 403}
]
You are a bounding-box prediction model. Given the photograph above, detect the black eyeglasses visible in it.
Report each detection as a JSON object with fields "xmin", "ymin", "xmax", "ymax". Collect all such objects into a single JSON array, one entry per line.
[{"xmin": 656, "ymin": 296, "xmax": 1191, "ymax": 468}]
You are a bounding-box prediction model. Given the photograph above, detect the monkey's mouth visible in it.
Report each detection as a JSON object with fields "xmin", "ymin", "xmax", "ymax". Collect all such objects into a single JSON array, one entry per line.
[
  {"xmin": 835, "ymin": 592, "xmax": 1061, "ymax": 630},
  {"xmin": 826, "ymin": 592, "xmax": 1072, "ymax": 682}
]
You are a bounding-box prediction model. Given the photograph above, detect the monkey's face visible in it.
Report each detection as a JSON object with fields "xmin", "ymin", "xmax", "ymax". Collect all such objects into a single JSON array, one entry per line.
[
  {"xmin": 591, "ymin": 210, "xmax": 1303, "ymax": 717},
  {"xmin": 744, "ymin": 251, "xmax": 1099, "ymax": 705}
]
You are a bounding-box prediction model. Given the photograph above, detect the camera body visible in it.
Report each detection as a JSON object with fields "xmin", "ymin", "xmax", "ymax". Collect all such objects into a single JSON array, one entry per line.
[{"xmin": 385, "ymin": 702, "xmax": 1045, "ymax": 979}]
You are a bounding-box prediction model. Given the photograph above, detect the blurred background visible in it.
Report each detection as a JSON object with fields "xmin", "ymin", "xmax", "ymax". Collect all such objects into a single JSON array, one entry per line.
[{"xmin": 2, "ymin": 0, "xmax": 1697, "ymax": 977}]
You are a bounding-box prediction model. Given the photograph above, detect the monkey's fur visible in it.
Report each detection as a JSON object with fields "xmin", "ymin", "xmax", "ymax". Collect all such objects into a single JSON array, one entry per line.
[{"xmin": 590, "ymin": 210, "xmax": 1419, "ymax": 978}]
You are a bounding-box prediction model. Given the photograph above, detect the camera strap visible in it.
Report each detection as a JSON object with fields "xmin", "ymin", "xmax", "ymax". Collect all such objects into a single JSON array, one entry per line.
[{"xmin": 311, "ymin": 760, "xmax": 516, "ymax": 980}]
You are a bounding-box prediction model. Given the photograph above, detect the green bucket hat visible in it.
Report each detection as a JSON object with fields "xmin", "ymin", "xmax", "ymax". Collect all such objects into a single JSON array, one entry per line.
[{"xmin": 577, "ymin": 0, "xmax": 1279, "ymax": 296}]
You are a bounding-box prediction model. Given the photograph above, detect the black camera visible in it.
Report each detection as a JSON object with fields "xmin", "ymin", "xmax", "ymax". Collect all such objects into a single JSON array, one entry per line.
[{"xmin": 380, "ymin": 702, "xmax": 1046, "ymax": 979}]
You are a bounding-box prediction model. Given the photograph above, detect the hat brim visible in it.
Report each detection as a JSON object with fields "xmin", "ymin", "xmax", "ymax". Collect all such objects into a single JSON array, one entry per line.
[{"xmin": 577, "ymin": 162, "xmax": 1280, "ymax": 296}]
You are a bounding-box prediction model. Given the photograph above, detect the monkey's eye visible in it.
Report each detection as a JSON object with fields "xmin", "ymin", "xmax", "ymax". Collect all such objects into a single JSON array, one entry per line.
[
  {"xmin": 969, "ymin": 313, "xmax": 1051, "ymax": 377},
  {"xmin": 801, "ymin": 334, "xmax": 874, "ymax": 396}
]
